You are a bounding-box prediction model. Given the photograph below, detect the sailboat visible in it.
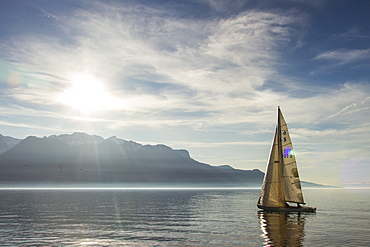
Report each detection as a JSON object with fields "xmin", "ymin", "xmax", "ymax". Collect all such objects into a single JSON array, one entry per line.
[{"xmin": 257, "ymin": 107, "xmax": 316, "ymax": 212}]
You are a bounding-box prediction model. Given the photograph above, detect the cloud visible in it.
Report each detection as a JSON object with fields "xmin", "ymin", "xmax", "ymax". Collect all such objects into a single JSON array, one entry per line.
[
  {"xmin": 1, "ymin": 3, "xmax": 307, "ymax": 125},
  {"xmin": 314, "ymin": 49, "xmax": 370, "ymax": 65}
]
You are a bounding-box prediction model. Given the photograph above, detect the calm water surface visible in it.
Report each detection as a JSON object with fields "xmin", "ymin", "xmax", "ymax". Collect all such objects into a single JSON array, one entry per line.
[{"xmin": 0, "ymin": 188, "xmax": 369, "ymax": 246}]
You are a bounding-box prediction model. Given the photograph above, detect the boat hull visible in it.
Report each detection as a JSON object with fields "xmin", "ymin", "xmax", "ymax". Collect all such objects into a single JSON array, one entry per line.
[{"xmin": 257, "ymin": 204, "xmax": 316, "ymax": 213}]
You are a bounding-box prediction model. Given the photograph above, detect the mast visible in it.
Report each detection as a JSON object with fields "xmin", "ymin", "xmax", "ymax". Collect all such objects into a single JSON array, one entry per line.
[{"xmin": 277, "ymin": 106, "xmax": 284, "ymax": 188}]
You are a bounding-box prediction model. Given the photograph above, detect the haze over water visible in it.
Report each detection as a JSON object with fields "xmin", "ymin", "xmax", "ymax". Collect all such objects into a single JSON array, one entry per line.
[{"xmin": 0, "ymin": 188, "xmax": 369, "ymax": 246}]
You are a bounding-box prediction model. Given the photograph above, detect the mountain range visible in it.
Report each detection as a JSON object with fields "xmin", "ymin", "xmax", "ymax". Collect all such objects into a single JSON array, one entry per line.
[{"xmin": 0, "ymin": 132, "xmax": 265, "ymax": 187}]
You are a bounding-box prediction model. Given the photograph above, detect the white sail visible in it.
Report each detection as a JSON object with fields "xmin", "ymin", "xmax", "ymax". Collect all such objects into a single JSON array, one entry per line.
[
  {"xmin": 278, "ymin": 109, "xmax": 305, "ymax": 204},
  {"xmin": 258, "ymin": 127, "xmax": 286, "ymax": 208}
]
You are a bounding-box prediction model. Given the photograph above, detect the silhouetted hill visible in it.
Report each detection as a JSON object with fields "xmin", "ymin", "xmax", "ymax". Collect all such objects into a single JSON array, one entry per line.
[{"xmin": 0, "ymin": 132, "xmax": 264, "ymax": 187}]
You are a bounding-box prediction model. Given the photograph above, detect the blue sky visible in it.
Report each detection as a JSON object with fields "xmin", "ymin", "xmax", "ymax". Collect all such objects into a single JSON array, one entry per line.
[{"xmin": 1, "ymin": 0, "xmax": 369, "ymax": 186}]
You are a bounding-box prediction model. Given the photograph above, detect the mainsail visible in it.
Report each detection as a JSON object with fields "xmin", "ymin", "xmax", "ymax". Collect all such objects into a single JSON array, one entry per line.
[
  {"xmin": 258, "ymin": 107, "xmax": 305, "ymax": 208},
  {"xmin": 279, "ymin": 109, "xmax": 304, "ymax": 204}
]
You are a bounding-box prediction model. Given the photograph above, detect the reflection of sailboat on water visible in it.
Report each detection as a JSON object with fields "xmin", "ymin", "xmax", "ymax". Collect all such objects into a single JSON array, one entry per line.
[
  {"xmin": 259, "ymin": 211, "xmax": 306, "ymax": 247},
  {"xmin": 257, "ymin": 107, "xmax": 316, "ymax": 212}
]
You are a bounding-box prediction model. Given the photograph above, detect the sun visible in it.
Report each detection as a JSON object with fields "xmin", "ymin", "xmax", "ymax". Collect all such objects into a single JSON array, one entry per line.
[{"xmin": 58, "ymin": 74, "xmax": 120, "ymax": 115}]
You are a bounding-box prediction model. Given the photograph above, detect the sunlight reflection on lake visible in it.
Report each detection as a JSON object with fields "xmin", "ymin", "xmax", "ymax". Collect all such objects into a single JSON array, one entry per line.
[{"xmin": 259, "ymin": 211, "xmax": 307, "ymax": 246}]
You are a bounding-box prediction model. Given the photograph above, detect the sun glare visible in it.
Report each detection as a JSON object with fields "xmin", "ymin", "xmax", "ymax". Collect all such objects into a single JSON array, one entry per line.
[{"xmin": 58, "ymin": 74, "xmax": 120, "ymax": 115}]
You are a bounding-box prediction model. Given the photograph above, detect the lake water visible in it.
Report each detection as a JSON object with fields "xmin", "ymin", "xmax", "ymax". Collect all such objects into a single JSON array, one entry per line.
[{"xmin": 0, "ymin": 188, "xmax": 369, "ymax": 246}]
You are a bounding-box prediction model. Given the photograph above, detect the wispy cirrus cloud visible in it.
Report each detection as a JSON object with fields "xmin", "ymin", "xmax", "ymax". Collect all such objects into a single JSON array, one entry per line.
[
  {"xmin": 2, "ymin": 1, "xmax": 370, "ymax": 135},
  {"xmin": 1, "ymin": 2, "xmax": 305, "ymax": 125},
  {"xmin": 314, "ymin": 49, "xmax": 370, "ymax": 65}
]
